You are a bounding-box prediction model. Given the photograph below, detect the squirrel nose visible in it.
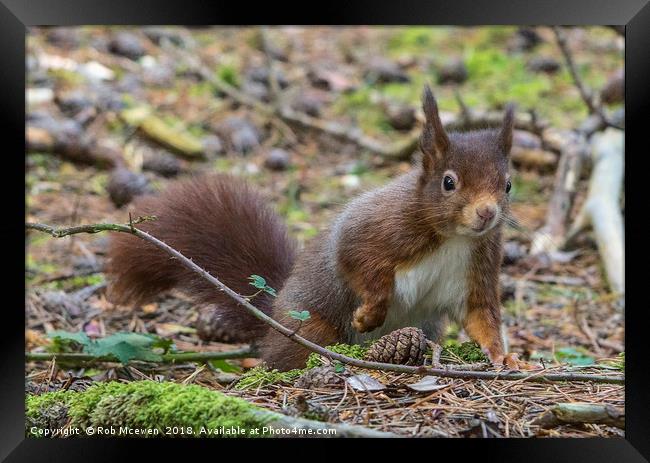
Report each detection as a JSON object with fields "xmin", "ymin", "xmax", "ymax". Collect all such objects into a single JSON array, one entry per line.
[{"xmin": 476, "ymin": 204, "xmax": 496, "ymax": 221}]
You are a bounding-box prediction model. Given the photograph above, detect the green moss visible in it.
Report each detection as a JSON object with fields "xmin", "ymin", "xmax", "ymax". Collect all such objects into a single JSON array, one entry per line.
[
  {"xmin": 47, "ymin": 68, "xmax": 84, "ymax": 86},
  {"xmin": 442, "ymin": 340, "xmax": 489, "ymax": 363},
  {"xmin": 444, "ymin": 322, "xmax": 461, "ymax": 340},
  {"xmin": 214, "ymin": 157, "xmax": 235, "ymax": 172},
  {"xmin": 554, "ymin": 347, "xmax": 594, "ymax": 366},
  {"xmin": 47, "ymin": 273, "xmax": 105, "ymax": 291},
  {"xmin": 27, "ymin": 381, "xmax": 276, "ymax": 437},
  {"xmin": 187, "ymin": 81, "xmax": 215, "ymax": 98},
  {"xmin": 536, "ymin": 284, "xmax": 592, "ymax": 304},
  {"xmin": 216, "ymin": 63, "xmax": 240, "ymax": 88},
  {"xmin": 464, "ymin": 48, "xmax": 552, "ymax": 109},
  {"xmin": 25, "ymin": 255, "xmax": 59, "ymax": 283},
  {"xmin": 88, "ymin": 172, "xmax": 110, "ymax": 195},
  {"xmin": 234, "ymin": 366, "xmax": 304, "ymax": 390},
  {"xmin": 504, "ymin": 299, "xmax": 527, "ymax": 317},
  {"xmin": 386, "ymin": 27, "xmax": 451, "ymax": 54},
  {"xmin": 330, "ymin": 85, "xmax": 394, "ymax": 135},
  {"xmin": 306, "ymin": 343, "xmax": 368, "ymax": 369},
  {"xmin": 26, "ymin": 390, "xmax": 75, "ymax": 431},
  {"xmin": 510, "ymin": 175, "xmax": 543, "ymax": 204},
  {"xmin": 603, "ymin": 352, "xmax": 625, "ymax": 371}
]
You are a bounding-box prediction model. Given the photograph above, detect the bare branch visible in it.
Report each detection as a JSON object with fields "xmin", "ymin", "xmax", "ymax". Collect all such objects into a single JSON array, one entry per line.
[
  {"xmin": 552, "ymin": 26, "xmax": 623, "ymax": 131},
  {"xmin": 25, "ymin": 346, "xmax": 256, "ymax": 365},
  {"xmin": 25, "ymin": 220, "xmax": 624, "ymax": 385}
]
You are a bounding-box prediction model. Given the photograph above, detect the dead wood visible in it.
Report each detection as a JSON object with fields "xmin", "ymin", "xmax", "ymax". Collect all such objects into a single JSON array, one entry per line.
[{"xmin": 532, "ymin": 402, "xmax": 624, "ymax": 429}]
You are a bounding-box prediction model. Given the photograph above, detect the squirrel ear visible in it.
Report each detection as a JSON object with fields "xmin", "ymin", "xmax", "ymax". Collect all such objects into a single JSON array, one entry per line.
[
  {"xmin": 420, "ymin": 85, "xmax": 450, "ymax": 171},
  {"xmin": 498, "ymin": 103, "xmax": 515, "ymax": 156}
]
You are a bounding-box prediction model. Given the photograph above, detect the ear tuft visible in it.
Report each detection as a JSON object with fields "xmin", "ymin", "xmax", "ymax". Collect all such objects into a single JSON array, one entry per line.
[
  {"xmin": 420, "ymin": 85, "xmax": 449, "ymax": 162},
  {"xmin": 422, "ymin": 85, "xmax": 437, "ymax": 122},
  {"xmin": 498, "ymin": 103, "xmax": 515, "ymax": 156}
]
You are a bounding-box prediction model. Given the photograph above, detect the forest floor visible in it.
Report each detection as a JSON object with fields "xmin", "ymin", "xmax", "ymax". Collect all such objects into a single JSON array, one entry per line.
[{"xmin": 26, "ymin": 26, "xmax": 624, "ymax": 437}]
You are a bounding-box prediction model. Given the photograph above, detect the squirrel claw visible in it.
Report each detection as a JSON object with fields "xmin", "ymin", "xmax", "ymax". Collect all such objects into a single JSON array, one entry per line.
[
  {"xmin": 495, "ymin": 353, "xmax": 540, "ymax": 371},
  {"xmin": 503, "ymin": 353, "xmax": 521, "ymax": 370}
]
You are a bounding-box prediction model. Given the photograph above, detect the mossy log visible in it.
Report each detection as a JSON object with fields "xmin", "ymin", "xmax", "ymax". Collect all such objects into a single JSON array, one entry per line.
[{"xmin": 26, "ymin": 380, "xmax": 395, "ymax": 438}]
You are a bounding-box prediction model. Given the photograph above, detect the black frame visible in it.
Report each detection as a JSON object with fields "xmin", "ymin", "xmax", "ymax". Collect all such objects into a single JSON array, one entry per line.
[{"xmin": 5, "ymin": 0, "xmax": 648, "ymax": 460}]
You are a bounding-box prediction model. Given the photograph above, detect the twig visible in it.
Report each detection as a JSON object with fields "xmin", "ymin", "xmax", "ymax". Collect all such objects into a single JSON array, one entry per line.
[
  {"xmin": 454, "ymin": 89, "xmax": 472, "ymax": 126},
  {"xmin": 26, "ymin": 216, "xmax": 156, "ymax": 238},
  {"xmin": 552, "ymin": 27, "xmax": 622, "ymax": 131},
  {"xmin": 26, "ymin": 346, "xmax": 256, "ymax": 365},
  {"xmin": 260, "ymin": 27, "xmax": 282, "ymax": 104},
  {"xmin": 25, "ymin": 220, "xmax": 624, "ymax": 385},
  {"xmin": 532, "ymin": 402, "xmax": 624, "ymax": 429},
  {"xmin": 258, "ymin": 27, "xmax": 298, "ymax": 144}
]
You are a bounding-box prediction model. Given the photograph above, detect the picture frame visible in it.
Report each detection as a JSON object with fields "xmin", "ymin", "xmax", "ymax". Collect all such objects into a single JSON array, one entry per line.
[{"xmin": 5, "ymin": 0, "xmax": 647, "ymax": 459}]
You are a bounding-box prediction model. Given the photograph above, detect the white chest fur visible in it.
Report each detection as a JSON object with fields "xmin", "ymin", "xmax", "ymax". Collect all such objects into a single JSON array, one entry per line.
[
  {"xmin": 366, "ymin": 236, "xmax": 473, "ymax": 342},
  {"xmin": 394, "ymin": 235, "xmax": 472, "ymax": 311}
]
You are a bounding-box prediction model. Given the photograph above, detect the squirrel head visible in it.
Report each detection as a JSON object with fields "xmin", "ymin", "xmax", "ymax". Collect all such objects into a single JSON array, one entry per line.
[{"xmin": 417, "ymin": 85, "xmax": 514, "ymax": 237}]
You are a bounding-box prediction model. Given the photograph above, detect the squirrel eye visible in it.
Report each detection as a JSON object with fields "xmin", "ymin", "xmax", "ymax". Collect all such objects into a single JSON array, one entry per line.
[
  {"xmin": 505, "ymin": 180, "xmax": 512, "ymax": 194},
  {"xmin": 443, "ymin": 175, "xmax": 456, "ymax": 191}
]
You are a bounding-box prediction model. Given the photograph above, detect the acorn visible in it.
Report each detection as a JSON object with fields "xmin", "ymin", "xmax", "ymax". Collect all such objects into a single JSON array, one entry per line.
[{"xmin": 364, "ymin": 327, "xmax": 428, "ymax": 366}]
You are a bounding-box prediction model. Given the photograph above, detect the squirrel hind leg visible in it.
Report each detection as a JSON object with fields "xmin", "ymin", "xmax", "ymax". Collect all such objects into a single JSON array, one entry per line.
[
  {"xmin": 257, "ymin": 311, "xmax": 341, "ymax": 371},
  {"xmin": 196, "ymin": 304, "xmax": 268, "ymax": 344}
]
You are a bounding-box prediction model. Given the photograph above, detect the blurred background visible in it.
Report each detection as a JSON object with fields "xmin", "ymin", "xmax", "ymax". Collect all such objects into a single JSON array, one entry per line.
[{"xmin": 26, "ymin": 27, "xmax": 624, "ymax": 423}]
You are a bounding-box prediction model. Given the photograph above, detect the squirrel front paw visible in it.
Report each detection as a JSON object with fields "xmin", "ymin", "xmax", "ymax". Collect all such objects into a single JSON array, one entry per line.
[
  {"xmin": 351, "ymin": 303, "xmax": 387, "ymax": 333},
  {"xmin": 490, "ymin": 352, "xmax": 539, "ymax": 371}
]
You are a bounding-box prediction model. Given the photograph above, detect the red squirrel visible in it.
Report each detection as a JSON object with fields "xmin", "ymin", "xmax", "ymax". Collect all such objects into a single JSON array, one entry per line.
[{"xmin": 107, "ymin": 85, "xmax": 523, "ymax": 371}]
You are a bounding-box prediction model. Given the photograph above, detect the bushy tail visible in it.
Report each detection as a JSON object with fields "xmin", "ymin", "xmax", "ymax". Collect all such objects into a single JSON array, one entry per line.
[{"xmin": 106, "ymin": 174, "xmax": 297, "ymax": 342}]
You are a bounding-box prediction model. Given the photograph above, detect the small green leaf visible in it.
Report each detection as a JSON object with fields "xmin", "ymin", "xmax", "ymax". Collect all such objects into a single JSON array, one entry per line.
[
  {"xmin": 96, "ymin": 332, "xmax": 159, "ymax": 348},
  {"xmin": 334, "ymin": 362, "xmax": 345, "ymax": 374},
  {"xmin": 45, "ymin": 331, "xmax": 175, "ymax": 364},
  {"xmin": 248, "ymin": 274, "xmax": 277, "ymax": 297},
  {"xmin": 555, "ymin": 347, "xmax": 594, "ymax": 366},
  {"xmin": 288, "ymin": 310, "xmax": 311, "ymax": 322},
  {"xmin": 248, "ymin": 274, "xmax": 267, "ymax": 290},
  {"xmin": 48, "ymin": 330, "xmax": 91, "ymax": 347},
  {"xmin": 150, "ymin": 337, "xmax": 175, "ymax": 353},
  {"xmin": 210, "ymin": 359, "xmax": 243, "ymax": 374},
  {"xmin": 87, "ymin": 341, "xmax": 162, "ymax": 364}
]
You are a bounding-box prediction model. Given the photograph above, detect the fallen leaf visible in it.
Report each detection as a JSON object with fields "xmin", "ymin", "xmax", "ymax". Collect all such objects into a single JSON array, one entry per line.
[
  {"xmin": 346, "ymin": 374, "xmax": 386, "ymax": 391},
  {"xmin": 154, "ymin": 323, "xmax": 196, "ymax": 336},
  {"xmin": 486, "ymin": 410, "xmax": 499, "ymax": 423},
  {"xmin": 406, "ymin": 376, "xmax": 447, "ymax": 392},
  {"xmin": 142, "ymin": 303, "xmax": 158, "ymax": 314}
]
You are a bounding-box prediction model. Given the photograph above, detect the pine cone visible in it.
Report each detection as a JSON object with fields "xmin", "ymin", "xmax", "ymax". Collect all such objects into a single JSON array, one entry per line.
[
  {"xmin": 294, "ymin": 366, "xmax": 344, "ymax": 389},
  {"xmin": 364, "ymin": 327, "xmax": 428, "ymax": 366}
]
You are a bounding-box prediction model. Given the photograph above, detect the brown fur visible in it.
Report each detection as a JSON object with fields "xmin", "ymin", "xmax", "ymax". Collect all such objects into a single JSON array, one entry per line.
[
  {"xmin": 106, "ymin": 86, "xmax": 517, "ymax": 370},
  {"xmin": 259, "ymin": 308, "xmax": 340, "ymax": 370},
  {"xmin": 463, "ymin": 230, "xmax": 506, "ymax": 362},
  {"xmin": 106, "ymin": 174, "xmax": 296, "ymax": 342}
]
